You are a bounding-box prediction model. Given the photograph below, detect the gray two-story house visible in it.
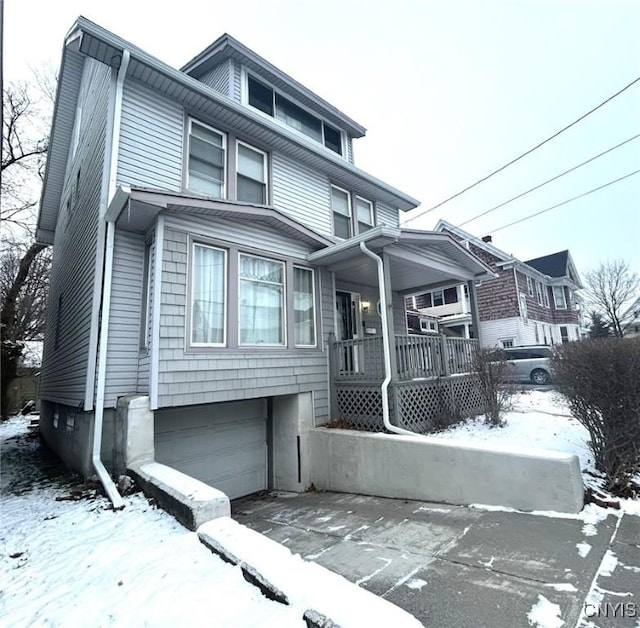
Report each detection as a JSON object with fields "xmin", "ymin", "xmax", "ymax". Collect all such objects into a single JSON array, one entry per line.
[{"xmin": 37, "ymin": 18, "xmax": 493, "ymax": 503}]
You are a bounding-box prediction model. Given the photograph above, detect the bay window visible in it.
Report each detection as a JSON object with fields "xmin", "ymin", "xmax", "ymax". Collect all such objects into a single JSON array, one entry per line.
[
  {"xmin": 187, "ymin": 120, "xmax": 226, "ymax": 198},
  {"xmin": 191, "ymin": 243, "xmax": 227, "ymax": 345},
  {"xmin": 239, "ymin": 254, "xmax": 285, "ymax": 345},
  {"xmin": 294, "ymin": 267, "xmax": 316, "ymax": 346},
  {"xmin": 237, "ymin": 142, "xmax": 267, "ymax": 204}
]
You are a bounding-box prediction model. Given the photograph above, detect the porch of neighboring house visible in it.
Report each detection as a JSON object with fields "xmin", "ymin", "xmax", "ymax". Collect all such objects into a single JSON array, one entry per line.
[{"xmin": 308, "ymin": 226, "xmax": 495, "ymax": 434}]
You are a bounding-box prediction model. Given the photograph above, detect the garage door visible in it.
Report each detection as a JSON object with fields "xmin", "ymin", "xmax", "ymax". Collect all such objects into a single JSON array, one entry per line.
[{"xmin": 154, "ymin": 399, "xmax": 267, "ymax": 500}]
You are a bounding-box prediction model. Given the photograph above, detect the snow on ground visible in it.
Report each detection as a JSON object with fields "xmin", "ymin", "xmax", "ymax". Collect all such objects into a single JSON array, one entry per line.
[{"xmin": 0, "ymin": 416, "xmax": 304, "ymax": 627}]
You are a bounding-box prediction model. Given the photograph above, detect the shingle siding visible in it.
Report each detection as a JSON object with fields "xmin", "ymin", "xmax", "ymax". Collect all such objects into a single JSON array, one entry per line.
[
  {"xmin": 197, "ymin": 60, "xmax": 232, "ymax": 96},
  {"xmin": 39, "ymin": 58, "xmax": 111, "ymax": 407},
  {"xmin": 155, "ymin": 224, "xmax": 331, "ymax": 421}
]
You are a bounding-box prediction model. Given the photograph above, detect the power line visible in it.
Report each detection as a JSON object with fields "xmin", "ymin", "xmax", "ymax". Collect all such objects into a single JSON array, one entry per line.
[
  {"xmin": 403, "ymin": 74, "xmax": 640, "ymax": 225},
  {"xmin": 457, "ymin": 133, "xmax": 640, "ymax": 228},
  {"xmin": 486, "ymin": 169, "xmax": 640, "ymax": 235}
]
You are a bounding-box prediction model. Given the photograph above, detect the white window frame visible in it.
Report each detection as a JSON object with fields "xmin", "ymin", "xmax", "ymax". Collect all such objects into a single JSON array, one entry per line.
[
  {"xmin": 190, "ymin": 242, "xmax": 228, "ymax": 347},
  {"xmin": 355, "ymin": 196, "xmax": 374, "ymax": 234},
  {"xmin": 432, "ymin": 289, "xmax": 444, "ymax": 307},
  {"xmin": 526, "ymin": 276, "xmax": 534, "ymax": 297},
  {"xmin": 535, "ymin": 281, "xmax": 544, "ymax": 305},
  {"xmin": 519, "ymin": 292, "xmax": 528, "ymax": 324},
  {"xmin": 331, "ymin": 185, "xmax": 352, "ymax": 239},
  {"xmin": 293, "ymin": 266, "xmax": 316, "ymax": 347},
  {"xmin": 500, "ymin": 338, "xmax": 514, "ymax": 348},
  {"xmin": 241, "ymin": 68, "xmax": 345, "ymax": 156},
  {"xmin": 553, "ymin": 286, "xmax": 567, "ymax": 309},
  {"xmin": 186, "ymin": 118, "xmax": 227, "ymax": 199},
  {"xmin": 236, "ymin": 140, "xmax": 268, "ymax": 204},
  {"xmin": 238, "ymin": 253, "xmax": 286, "ymax": 347}
]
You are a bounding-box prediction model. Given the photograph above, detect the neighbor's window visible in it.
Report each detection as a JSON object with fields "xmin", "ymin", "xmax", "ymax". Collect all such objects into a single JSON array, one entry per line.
[
  {"xmin": 187, "ymin": 119, "xmax": 226, "ymax": 198},
  {"xmin": 432, "ymin": 289, "xmax": 444, "ymax": 307},
  {"xmin": 443, "ymin": 287, "xmax": 458, "ymax": 304},
  {"xmin": 237, "ymin": 141, "xmax": 267, "ymax": 204},
  {"xmin": 536, "ymin": 281, "xmax": 544, "ymax": 305},
  {"xmin": 560, "ymin": 326, "xmax": 569, "ymax": 343},
  {"xmin": 191, "ymin": 243, "xmax": 227, "ymax": 345},
  {"xmin": 331, "ymin": 186, "xmax": 352, "ymax": 239},
  {"xmin": 294, "ymin": 267, "xmax": 316, "ymax": 346},
  {"xmin": 526, "ymin": 276, "xmax": 534, "ymax": 297},
  {"xmin": 553, "ymin": 286, "xmax": 567, "ymax": 309},
  {"xmin": 500, "ymin": 339, "xmax": 514, "ymax": 348},
  {"xmin": 355, "ymin": 197, "xmax": 374, "ymax": 233},
  {"xmin": 239, "ymin": 254, "xmax": 285, "ymax": 345}
]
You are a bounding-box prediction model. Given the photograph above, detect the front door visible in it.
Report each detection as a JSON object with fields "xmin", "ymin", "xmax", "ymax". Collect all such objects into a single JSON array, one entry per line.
[{"xmin": 336, "ymin": 291, "xmax": 361, "ymax": 372}]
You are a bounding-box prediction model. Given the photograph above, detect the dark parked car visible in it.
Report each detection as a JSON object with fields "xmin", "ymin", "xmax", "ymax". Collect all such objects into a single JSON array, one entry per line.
[{"xmin": 502, "ymin": 346, "xmax": 552, "ymax": 385}]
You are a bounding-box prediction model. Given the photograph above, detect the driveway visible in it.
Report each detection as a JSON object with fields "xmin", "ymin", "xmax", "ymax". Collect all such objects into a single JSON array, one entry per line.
[{"xmin": 232, "ymin": 491, "xmax": 639, "ymax": 628}]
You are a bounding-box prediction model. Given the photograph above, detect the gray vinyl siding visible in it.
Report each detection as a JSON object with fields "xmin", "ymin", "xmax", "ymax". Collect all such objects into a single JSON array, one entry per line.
[
  {"xmin": 197, "ymin": 60, "xmax": 231, "ymax": 96},
  {"xmin": 272, "ymin": 152, "xmax": 332, "ymax": 236},
  {"xmin": 376, "ymin": 202, "xmax": 399, "ymax": 228},
  {"xmin": 39, "ymin": 59, "xmax": 111, "ymax": 406},
  {"xmin": 102, "ymin": 230, "xmax": 146, "ymax": 407},
  {"xmin": 231, "ymin": 60, "xmax": 242, "ymax": 102},
  {"xmin": 117, "ymin": 79, "xmax": 184, "ymax": 191},
  {"xmin": 346, "ymin": 137, "xmax": 354, "ymax": 164},
  {"xmin": 155, "ymin": 226, "xmax": 329, "ymax": 421}
]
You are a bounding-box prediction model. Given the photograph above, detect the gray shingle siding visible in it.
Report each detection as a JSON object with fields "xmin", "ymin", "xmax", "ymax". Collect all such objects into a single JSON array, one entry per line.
[
  {"xmin": 39, "ymin": 58, "xmax": 111, "ymax": 407},
  {"xmin": 155, "ymin": 224, "xmax": 330, "ymax": 421}
]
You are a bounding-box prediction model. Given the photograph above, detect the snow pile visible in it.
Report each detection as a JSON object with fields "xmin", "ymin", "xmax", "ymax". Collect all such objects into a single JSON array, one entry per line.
[{"xmin": 527, "ymin": 594, "xmax": 565, "ymax": 628}]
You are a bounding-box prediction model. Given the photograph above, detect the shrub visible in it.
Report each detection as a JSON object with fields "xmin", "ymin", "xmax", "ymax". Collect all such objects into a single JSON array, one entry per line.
[
  {"xmin": 472, "ymin": 347, "xmax": 513, "ymax": 427},
  {"xmin": 551, "ymin": 338, "xmax": 640, "ymax": 497}
]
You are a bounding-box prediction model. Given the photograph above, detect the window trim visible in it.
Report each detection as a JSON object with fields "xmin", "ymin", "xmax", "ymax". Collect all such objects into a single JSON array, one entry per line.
[
  {"xmin": 186, "ymin": 117, "xmax": 227, "ymax": 199},
  {"xmin": 553, "ymin": 285, "xmax": 567, "ymax": 310},
  {"xmin": 331, "ymin": 184, "xmax": 353, "ymax": 239},
  {"xmin": 242, "ymin": 68, "xmax": 345, "ymax": 156},
  {"xmin": 140, "ymin": 243, "xmax": 152, "ymax": 349},
  {"xmin": 526, "ymin": 276, "xmax": 534, "ymax": 297},
  {"xmin": 293, "ymin": 265, "xmax": 317, "ymax": 348},
  {"xmin": 235, "ymin": 139, "xmax": 269, "ymax": 205},
  {"xmin": 190, "ymin": 242, "xmax": 228, "ymax": 348},
  {"xmin": 355, "ymin": 196, "xmax": 374, "ymax": 233},
  {"xmin": 238, "ymin": 252, "xmax": 287, "ymax": 347}
]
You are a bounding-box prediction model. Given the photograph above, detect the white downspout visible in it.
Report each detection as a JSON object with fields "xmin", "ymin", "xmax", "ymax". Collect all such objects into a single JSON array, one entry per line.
[
  {"xmin": 93, "ymin": 49, "xmax": 130, "ymax": 510},
  {"xmin": 359, "ymin": 242, "xmax": 416, "ymax": 437}
]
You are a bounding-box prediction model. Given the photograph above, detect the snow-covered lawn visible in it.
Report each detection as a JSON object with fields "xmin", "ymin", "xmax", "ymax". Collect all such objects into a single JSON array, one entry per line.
[
  {"xmin": 431, "ymin": 389, "xmax": 640, "ymax": 512},
  {"xmin": 0, "ymin": 416, "xmax": 305, "ymax": 627}
]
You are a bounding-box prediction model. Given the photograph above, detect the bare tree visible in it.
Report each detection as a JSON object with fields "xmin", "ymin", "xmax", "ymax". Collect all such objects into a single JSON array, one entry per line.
[
  {"xmin": 1, "ymin": 77, "xmax": 54, "ymax": 417},
  {"xmin": 584, "ymin": 259, "xmax": 640, "ymax": 337}
]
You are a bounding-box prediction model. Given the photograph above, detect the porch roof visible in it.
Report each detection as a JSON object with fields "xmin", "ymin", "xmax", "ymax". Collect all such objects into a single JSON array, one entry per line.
[{"xmin": 307, "ymin": 226, "xmax": 496, "ymax": 293}]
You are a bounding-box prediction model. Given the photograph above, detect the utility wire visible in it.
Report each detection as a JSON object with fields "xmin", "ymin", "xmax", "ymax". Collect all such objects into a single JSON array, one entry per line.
[
  {"xmin": 457, "ymin": 133, "xmax": 640, "ymax": 228},
  {"xmin": 403, "ymin": 75, "xmax": 640, "ymax": 225},
  {"xmin": 486, "ymin": 169, "xmax": 640, "ymax": 235}
]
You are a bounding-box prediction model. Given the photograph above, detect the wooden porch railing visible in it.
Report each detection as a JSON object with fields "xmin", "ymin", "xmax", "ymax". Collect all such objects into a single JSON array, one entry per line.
[{"xmin": 329, "ymin": 334, "xmax": 479, "ymax": 382}]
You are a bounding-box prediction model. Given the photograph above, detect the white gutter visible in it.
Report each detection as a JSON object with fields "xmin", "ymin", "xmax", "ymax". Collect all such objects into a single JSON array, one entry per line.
[
  {"xmin": 359, "ymin": 242, "xmax": 416, "ymax": 437},
  {"xmin": 92, "ymin": 49, "xmax": 130, "ymax": 510}
]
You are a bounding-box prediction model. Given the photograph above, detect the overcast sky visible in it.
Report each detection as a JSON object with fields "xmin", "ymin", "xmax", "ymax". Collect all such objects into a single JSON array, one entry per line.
[{"xmin": 4, "ymin": 0, "xmax": 639, "ymax": 277}]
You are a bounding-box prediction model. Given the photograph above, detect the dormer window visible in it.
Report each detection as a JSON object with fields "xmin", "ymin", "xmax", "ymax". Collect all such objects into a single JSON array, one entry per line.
[{"xmin": 246, "ymin": 74, "xmax": 343, "ymax": 156}]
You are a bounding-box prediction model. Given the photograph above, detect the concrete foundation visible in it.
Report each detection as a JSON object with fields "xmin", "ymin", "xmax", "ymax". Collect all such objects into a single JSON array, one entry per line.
[
  {"xmin": 114, "ymin": 394, "xmax": 155, "ymax": 475},
  {"xmin": 309, "ymin": 428, "xmax": 584, "ymax": 513}
]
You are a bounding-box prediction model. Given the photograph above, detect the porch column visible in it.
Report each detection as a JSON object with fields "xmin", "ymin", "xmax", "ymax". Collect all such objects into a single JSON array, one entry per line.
[
  {"xmin": 382, "ymin": 251, "xmax": 398, "ymax": 379},
  {"xmin": 467, "ymin": 279, "xmax": 482, "ymax": 345}
]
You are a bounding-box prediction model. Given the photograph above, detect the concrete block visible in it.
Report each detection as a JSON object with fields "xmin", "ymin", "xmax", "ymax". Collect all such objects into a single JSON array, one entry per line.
[
  {"xmin": 130, "ymin": 462, "xmax": 230, "ymax": 530},
  {"xmin": 309, "ymin": 428, "xmax": 584, "ymax": 514}
]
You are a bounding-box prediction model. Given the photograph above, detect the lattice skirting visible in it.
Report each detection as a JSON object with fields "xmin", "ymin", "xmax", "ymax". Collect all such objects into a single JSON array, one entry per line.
[{"xmin": 334, "ymin": 374, "xmax": 484, "ymax": 434}]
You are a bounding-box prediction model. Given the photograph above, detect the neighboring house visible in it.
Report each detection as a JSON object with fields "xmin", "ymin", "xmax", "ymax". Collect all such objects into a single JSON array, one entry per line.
[
  {"xmin": 406, "ymin": 221, "xmax": 583, "ymax": 348},
  {"xmin": 622, "ymin": 297, "xmax": 640, "ymax": 338},
  {"xmin": 36, "ymin": 18, "xmax": 494, "ymax": 501}
]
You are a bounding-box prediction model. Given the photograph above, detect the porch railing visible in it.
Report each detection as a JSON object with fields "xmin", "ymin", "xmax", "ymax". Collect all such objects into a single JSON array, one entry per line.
[{"xmin": 330, "ymin": 334, "xmax": 479, "ymax": 382}]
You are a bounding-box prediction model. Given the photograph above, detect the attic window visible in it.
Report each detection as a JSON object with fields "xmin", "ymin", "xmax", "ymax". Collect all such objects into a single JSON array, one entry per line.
[{"xmin": 246, "ymin": 74, "xmax": 343, "ymax": 155}]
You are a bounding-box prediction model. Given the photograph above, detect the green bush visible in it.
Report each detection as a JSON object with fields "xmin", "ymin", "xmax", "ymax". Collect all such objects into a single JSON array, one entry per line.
[{"xmin": 551, "ymin": 338, "xmax": 640, "ymax": 497}]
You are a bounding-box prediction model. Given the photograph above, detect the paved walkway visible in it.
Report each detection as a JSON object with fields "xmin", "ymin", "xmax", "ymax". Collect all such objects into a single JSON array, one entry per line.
[{"xmin": 233, "ymin": 491, "xmax": 639, "ymax": 628}]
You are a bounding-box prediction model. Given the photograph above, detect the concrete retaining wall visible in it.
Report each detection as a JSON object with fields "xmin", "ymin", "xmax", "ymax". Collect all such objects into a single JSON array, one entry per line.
[{"xmin": 309, "ymin": 428, "xmax": 584, "ymax": 513}]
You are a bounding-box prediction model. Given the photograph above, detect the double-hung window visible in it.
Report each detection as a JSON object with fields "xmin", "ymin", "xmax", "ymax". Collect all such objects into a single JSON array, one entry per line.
[
  {"xmin": 553, "ymin": 286, "xmax": 567, "ymax": 309},
  {"xmin": 239, "ymin": 254, "xmax": 285, "ymax": 345},
  {"xmin": 191, "ymin": 243, "xmax": 227, "ymax": 346},
  {"xmin": 237, "ymin": 142, "xmax": 267, "ymax": 204},
  {"xmin": 187, "ymin": 119, "xmax": 226, "ymax": 198},
  {"xmin": 526, "ymin": 276, "xmax": 534, "ymax": 297},
  {"xmin": 536, "ymin": 282, "xmax": 544, "ymax": 305},
  {"xmin": 355, "ymin": 197, "xmax": 374, "ymax": 233},
  {"xmin": 294, "ymin": 267, "xmax": 316, "ymax": 347},
  {"xmin": 331, "ymin": 186, "xmax": 352, "ymax": 239}
]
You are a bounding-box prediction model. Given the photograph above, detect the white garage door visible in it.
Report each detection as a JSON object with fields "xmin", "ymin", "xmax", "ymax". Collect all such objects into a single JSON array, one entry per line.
[{"xmin": 154, "ymin": 399, "xmax": 267, "ymax": 500}]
